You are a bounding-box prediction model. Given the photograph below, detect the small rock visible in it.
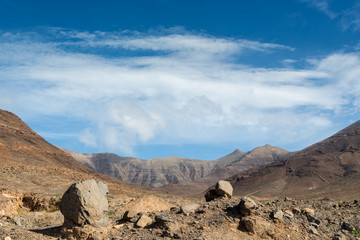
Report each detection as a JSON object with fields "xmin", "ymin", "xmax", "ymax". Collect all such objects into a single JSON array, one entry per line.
[
  {"xmin": 341, "ymin": 222, "xmax": 354, "ymax": 231},
  {"xmin": 292, "ymin": 208, "xmax": 301, "ymax": 215},
  {"xmin": 308, "ymin": 226, "xmax": 318, "ymax": 235},
  {"xmin": 135, "ymin": 214, "xmax": 152, "ymax": 228},
  {"xmin": 155, "ymin": 215, "xmax": 175, "ymax": 224},
  {"xmin": 180, "ymin": 204, "xmax": 200, "ymax": 215},
  {"xmin": 306, "ymin": 213, "xmax": 320, "ymax": 225},
  {"xmin": 284, "ymin": 210, "xmax": 294, "ymax": 219},
  {"xmin": 303, "ymin": 208, "xmax": 315, "ymax": 216},
  {"xmin": 215, "ymin": 180, "xmax": 233, "ymax": 198},
  {"xmin": 5, "ymin": 237, "xmax": 12, "ymax": 240},
  {"xmin": 271, "ymin": 207, "xmax": 283, "ymax": 221},
  {"xmin": 238, "ymin": 197, "xmax": 257, "ymax": 216},
  {"xmin": 205, "ymin": 189, "xmax": 219, "ymax": 202},
  {"xmin": 333, "ymin": 233, "xmax": 345, "ymax": 240},
  {"xmin": 310, "ymin": 222, "xmax": 319, "ymax": 229},
  {"xmin": 284, "ymin": 197, "xmax": 293, "ymax": 202},
  {"xmin": 240, "ymin": 216, "xmax": 274, "ymax": 235},
  {"xmin": 123, "ymin": 210, "xmax": 138, "ymax": 222}
]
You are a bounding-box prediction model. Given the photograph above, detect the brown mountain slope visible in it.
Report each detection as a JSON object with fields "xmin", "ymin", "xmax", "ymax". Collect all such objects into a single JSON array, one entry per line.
[
  {"xmin": 158, "ymin": 145, "xmax": 290, "ymax": 195},
  {"xmin": 64, "ymin": 150, "xmax": 217, "ymax": 188},
  {"xmin": 227, "ymin": 120, "xmax": 360, "ymax": 200},
  {"xmin": 0, "ymin": 109, "xmax": 148, "ymax": 204},
  {"xmin": 66, "ymin": 145, "xmax": 288, "ymax": 189}
]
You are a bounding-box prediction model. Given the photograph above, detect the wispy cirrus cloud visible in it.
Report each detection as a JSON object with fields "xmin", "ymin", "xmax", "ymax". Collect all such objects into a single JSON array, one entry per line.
[
  {"xmin": 300, "ymin": 0, "xmax": 337, "ymax": 19},
  {"xmin": 301, "ymin": 0, "xmax": 360, "ymax": 31},
  {"xmin": 341, "ymin": 2, "xmax": 360, "ymax": 31},
  {"xmin": 0, "ymin": 28, "xmax": 359, "ymax": 155}
]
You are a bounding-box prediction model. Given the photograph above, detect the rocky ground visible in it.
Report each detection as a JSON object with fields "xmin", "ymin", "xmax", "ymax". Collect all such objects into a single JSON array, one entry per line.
[{"xmin": 1, "ymin": 194, "xmax": 359, "ymax": 240}]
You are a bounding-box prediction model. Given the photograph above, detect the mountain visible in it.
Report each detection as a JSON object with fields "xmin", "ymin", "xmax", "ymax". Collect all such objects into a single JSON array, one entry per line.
[
  {"xmin": 158, "ymin": 145, "xmax": 290, "ymax": 195},
  {"xmin": 227, "ymin": 120, "xmax": 360, "ymax": 200},
  {"xmin": 0, "ymin": 109, "xmax": 147, "ymax": 214},
  {"xmin": 66, "ymin": 145, "xmax": 289, "ymax": 189},
  {"xmin": 63, "ymin": 150, "xmax": 217, "ymax": 187}
]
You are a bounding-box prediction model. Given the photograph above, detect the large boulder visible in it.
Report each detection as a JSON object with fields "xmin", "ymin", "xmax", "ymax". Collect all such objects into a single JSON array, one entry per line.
[
  {"xmin": 205, "ymin": 180, "xmax": 233, "ymax": 201},
  {"xmin": 238, "ymin": 197, "xmax": 257, "ymax": 216},
  {"xmin": 60, "ymin": 179, "xmax": 109, "ymax": 227},
  {"xmin": 215, "ymin": 180, "xmax": 233, "ymax": 198}
]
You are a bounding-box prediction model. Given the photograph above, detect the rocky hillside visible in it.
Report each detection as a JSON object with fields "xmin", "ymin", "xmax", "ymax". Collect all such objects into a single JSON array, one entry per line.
[
  {"xmin": 65, "ymin": 145, "xmax": 289, "ymax": 188},
  {"xmin": 0, "ymin": 109, "xmax": 148, "ymax": 215},
  {"xmin": 227, "ymin": 120, "xmax": 360, "ymax": 200}
]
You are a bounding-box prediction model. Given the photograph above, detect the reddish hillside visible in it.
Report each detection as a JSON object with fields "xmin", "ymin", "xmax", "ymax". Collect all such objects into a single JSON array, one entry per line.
[
  {"xmin": 0, "ymin": 109, "xmax": 148, "ymax": 198},
  {"xmin": 228, "ymin": 120, "xmax": 360, "ymax": 200}
]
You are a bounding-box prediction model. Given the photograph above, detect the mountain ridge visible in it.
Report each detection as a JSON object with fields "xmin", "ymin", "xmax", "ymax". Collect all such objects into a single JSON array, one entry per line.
[
  {"xmin": 65, "ymin": 144, "xmax": 290, "ymax": 189},
  {"xmin": 226, "ymin": 120, "xmax": 360, "ymax": 200}
]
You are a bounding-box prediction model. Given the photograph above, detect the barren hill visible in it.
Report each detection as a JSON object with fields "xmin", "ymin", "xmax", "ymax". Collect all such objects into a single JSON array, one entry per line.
[
  {"xmin": 227, "ymin": 120, "xmax": 360, "ymax": 200},
  {"xmin": 0, "ymin": 109, "xmax": 149, "ymax": 214},
  {"xmin": 66, "ymin": 145, "xmax": 289, "ymax": 188},
  {"xmin": 63, "ymin": 151, "xmax": 217, "ymax": 187}
]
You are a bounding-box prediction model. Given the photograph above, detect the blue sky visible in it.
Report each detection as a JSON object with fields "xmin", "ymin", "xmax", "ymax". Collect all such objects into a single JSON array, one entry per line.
[{"xmin": 1, "ymin": 0, "xmax": 360, "ymax": 159}]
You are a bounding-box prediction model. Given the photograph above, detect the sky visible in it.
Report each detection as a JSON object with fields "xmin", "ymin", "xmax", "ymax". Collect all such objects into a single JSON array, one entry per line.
[{"xmin": 1, "ymin": 0, "xmax": 360, "ymax": 159}]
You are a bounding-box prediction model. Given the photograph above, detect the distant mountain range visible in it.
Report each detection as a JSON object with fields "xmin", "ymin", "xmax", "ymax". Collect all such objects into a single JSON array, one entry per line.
[
  {"xmin": 3, "ymin": 108, "xmax": 360, "ymax": 201},
  {"xmin": 64, "ymin": 144, "xmax": 290, "ymax": 189}
]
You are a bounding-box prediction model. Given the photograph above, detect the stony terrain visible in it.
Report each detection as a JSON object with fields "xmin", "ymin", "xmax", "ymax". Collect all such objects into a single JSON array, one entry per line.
[
  {"xmin": 64, "ymin": 145, "xmax": 289, "ymax": 189},
  {"xmin": 1, "ymin": 193, "xmax": 360, "ymax": 239}
]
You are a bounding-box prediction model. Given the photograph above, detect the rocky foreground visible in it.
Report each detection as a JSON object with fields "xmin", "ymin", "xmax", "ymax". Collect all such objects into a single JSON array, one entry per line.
[{"xmin": 1, "ymin": 193, "xmax": 359, "ymax": 239}]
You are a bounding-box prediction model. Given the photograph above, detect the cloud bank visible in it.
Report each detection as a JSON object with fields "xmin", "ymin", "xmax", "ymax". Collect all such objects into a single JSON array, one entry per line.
[{"xmin": 0, "ymin": 29, "xmax": 360, "ymax": 155}]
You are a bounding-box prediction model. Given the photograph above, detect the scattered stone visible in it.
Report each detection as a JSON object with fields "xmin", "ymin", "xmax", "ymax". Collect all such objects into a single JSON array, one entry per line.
[
  {"xmin": 309, "ymin": 222, "xmax": 319, "ymax": 228},
  {"xmin": 292, "ymin": 207, "xmax": 301, "ymax": 215},
  {"xmin": 238, "ymin": 197, "xmax": 257, "ymax": 216},
  {"xmin": 333, "ymin": 233, "xmax": 346, "ymax": 240},
  {"xmin": 270, "ymin": 207, "xmax": 283, "ymax": 221},
  {"xmin": 4, "ymin": 237, "xmax": 11, "ymax": 240},
  {"xmin": 155, "ymin": 215, "xmax": 175, "ymax": 225},
  {"xmin": 341, "ymin": 221, "xmax": 354, "ymax": 231},
  {"xmin": 135, "ymin": 214, "xmax": 152, "ymax": 228},
  {"xmin": 308, "ymin": 225, "xmax": 318, "ymax": 235},
  {"xmin": 303, "ymin": 208, "xmax": 315, "ymax": 216},
  {"xmin": 215, "ymin": 180, "xmax": 233, "ymax": 198},
  {"xmin": 60, "ymin": 179, "xmax": 109, "ymax": 228},
  {"xmin": 306, "ymin": 213, "xmax": 320, "ymax": 225},
  {"xmin": 123, "ymin": 210, "xmax": 138, "ymax": 222},
  {"xmin": 180, "ymin": 204, "xmax": 199, "ymax": 215},
  {"xmin": 284, "ymin": 210, "xmax": 294, "ymax": 219},
  {"xmin": 240, "ymin": 216, "xmax": 274, "ymax": 236},
  {"xmin": 205, "ymin": 189, "xmax": 219, "ymax": 202}
]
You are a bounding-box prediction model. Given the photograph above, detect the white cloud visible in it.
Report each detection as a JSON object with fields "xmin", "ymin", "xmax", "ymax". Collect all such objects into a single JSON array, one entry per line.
[
  {"xmin": 301, "ymin": 1, "xmax": 360, "ymax": 31},
  {"xmin": 341, "ymin": 3, "xmax": 360, "ymax": 31},
  {"xmin": 0, "ymin": 29, "xmax": 359, "ymax": 155},
  {"xmin": 301, "ymin": 0, "xmax": 337, "ymax": 19}
]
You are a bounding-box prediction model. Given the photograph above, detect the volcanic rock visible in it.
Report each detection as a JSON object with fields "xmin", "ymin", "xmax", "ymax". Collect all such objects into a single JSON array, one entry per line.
[
  {"xmin": 238, "ymin": 197, "xmax": 257, "ymax": 216},
  {"xmin": 240, "ymin": 216, "xmax": 275, "ymax": 235},
  {"xmin": 135, "ymin": 214, "xmax": 152, "ymax": 228},
  {"xmin": 180, "ymin": 204, "xmax": 200, "ymax": 215},
  {"xmin": 215, "ymin": 180, "xmax": 233, "ymax": 198},
  {"xmin": 270, "ymin": 207, "xmax": 283, "ymax": 221},
  {"xmin": 60, "ymin": 179, "xmax": 109, "ymax": 227},
  {"xmin": 205, "ymin": 189, "xmax": 219, "ymax": 202}
]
